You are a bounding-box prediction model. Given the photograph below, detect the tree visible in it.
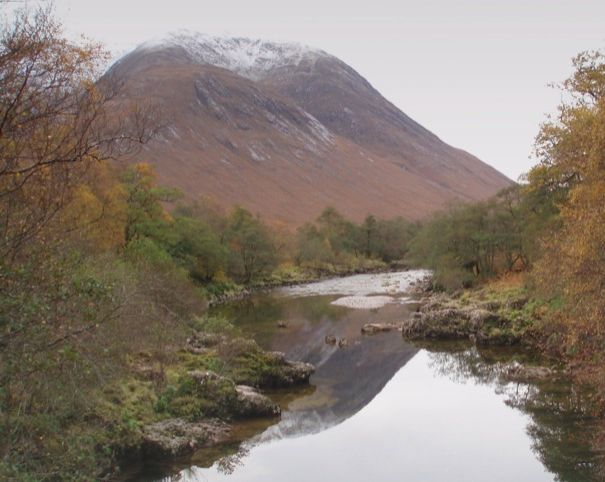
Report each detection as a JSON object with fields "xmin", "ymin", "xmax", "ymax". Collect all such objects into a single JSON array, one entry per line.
[
  {"xmin": 316, "ymin": 207, "xmax": 360, "ymax": 256},
  {"xmin": 225, "ymin": 207, "xmax": 276, "ymax": 283},
  {"xmin": 361, "ymin": 214, "xmax": 377, "ymax": 257},
  {"xmin": 121, "ymin": 162, "xmax": 181, "ymax": 243},
  {"xmin": 0, "ymin": 6, "xmax": 155, "ymax": 261},
  {"xmin": 529, "ymin": 49, "xmax": 605, "ymax": 351},
  {"xmin": 0, "ymin": 7, "xmax": 163, "ymax": 476},
  {"xmin": 373, "ymin": 216, "xmax": 416, "ymax": 262},
  {"xmin": 170, "ymin": 216, "xmax": 227, "ymax": 282},
  {"xmin": 296, "ymin": 222, "xmax": 333, "ymax": 268}
]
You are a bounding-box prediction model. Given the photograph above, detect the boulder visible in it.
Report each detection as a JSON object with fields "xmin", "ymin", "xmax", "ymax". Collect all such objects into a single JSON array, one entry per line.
[
  {"xmin": 276, "ymin": 320, "xmax": 288, "ymax": 328},
  {"xmin": 142, "ymin": 418, "xmax": 230, "ymax": 457},
  {"xmin": 233, "ymin": 385, "xmax": 280, "ymax": 418},
  {"xmin": 402, "ymin": 309, "xmax": 477, "ymax": 340},
  {"xmin": 401, "ymin": 317, "xmax": 429, "ymax": 340},
  {"xmin": 338, "ymin": 338, "xmax": 348, "ymax": 348},
  {"xmin": 325, "ymin": 334, "xmax": 337, "ymax": 345},
  {"xmin": 468, "ymin": 309, "xmax": 501, "ymax": 330},
  {"xmin": 261, "ymin": 351, "xmax": 315, "ymax": 387},
  {"xmin": 361, "ymin": 323, "xmax": 399, "ymax": 334}
]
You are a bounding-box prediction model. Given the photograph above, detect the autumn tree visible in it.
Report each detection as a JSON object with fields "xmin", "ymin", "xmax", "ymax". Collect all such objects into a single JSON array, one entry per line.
[
  {"xmin": 529, "ymin": 49, "xmax": 605, "ymax": 351},
  {"xmin": 0, "ymin": 6, "xmax": 155, "ymax": 262},
  {"xmin": 0, "ymin": 7, "xmax": 163, "ymax": 477}
]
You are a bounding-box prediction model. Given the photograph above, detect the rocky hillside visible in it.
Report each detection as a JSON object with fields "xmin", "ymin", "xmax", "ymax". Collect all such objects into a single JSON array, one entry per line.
[{"xmin": 107, "ymin": 33, "xmax": 512, "ymax": 224}]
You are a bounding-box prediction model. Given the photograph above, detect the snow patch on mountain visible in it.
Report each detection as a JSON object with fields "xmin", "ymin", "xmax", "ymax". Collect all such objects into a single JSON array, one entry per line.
[{"xmin": 138, "ymin": 31, "xmax": 329, "ymax": 80}]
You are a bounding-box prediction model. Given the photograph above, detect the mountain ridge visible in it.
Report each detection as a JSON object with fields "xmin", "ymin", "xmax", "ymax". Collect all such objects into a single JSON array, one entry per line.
[{"xmin": 108, "ymin": 33, "xmax": 513, "ymax": 224}]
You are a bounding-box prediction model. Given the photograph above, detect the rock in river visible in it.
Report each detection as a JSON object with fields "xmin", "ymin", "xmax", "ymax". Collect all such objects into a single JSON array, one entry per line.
[
  {"xmin": 361, "ymin": 323, "xmax": 400, "ymax": 334},
  {"xmin": 233, "ymin": 385, "xmax": 281, "ymax": 418},
  {"xmin": 259, "ymin": 351, "xmax": 316, "ymax": 387},
  {"xmin": 143, "ymin": 418, "xmax": 230, "ymax": 457}
]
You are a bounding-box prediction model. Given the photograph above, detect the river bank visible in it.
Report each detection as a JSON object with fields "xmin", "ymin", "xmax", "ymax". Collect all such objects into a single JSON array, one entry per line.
[
  {"xmin": 102, "ymin": 320, "xmax": 317, "ymax": 480},
  {"xmin": 147, "ymin": 269, "xmax": 605, "ymax": 481},
  {"xmin": 115, "ymin": 270, "xmax": 605, "ymax": 481},
  {"xmin": 399, "ymin": 274, "xmax": 605, "ymax": 473}
]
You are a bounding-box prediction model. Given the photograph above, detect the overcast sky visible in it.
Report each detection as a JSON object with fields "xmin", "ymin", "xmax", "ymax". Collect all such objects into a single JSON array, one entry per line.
[{"xmin": 18, "ymin": 0, "xmax": 605, "ymax": 180}]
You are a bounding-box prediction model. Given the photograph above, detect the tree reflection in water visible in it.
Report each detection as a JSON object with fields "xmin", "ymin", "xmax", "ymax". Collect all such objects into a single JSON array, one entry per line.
[
  {"xmin": 425, "ymin": 343, "xmax": 604, "ymax": 482},
  {"xmin": 216, "ymin": 447, "xmax": 250, "ymax": 475}
]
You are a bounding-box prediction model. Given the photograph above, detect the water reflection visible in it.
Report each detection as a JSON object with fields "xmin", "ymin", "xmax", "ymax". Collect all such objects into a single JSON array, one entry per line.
[
  {"xmin": 169, "ymin": 346, "xmax": 602, "ymax": 482},
  {"xmin": 424, "ymin": 343, "xmax": 604, "ymax": 482},
  {"xmin": 145, "ymin": 272, "xmax": 602, "ymax": 482},
  {"xmin": 211, "ymin": 293, "xmax": 420, "ymax": 437}
]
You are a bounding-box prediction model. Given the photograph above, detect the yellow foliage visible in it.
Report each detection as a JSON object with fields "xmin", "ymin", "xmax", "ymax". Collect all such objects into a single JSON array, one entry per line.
[{"xmin": 532, "ymin": 49, "xmax": 605, "ymax": 350}]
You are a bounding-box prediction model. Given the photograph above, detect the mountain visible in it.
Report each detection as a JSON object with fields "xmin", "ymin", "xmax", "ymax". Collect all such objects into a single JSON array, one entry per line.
[{"xmin": 107, "ymin": 32, "xmax": 512, "ymax": 224}]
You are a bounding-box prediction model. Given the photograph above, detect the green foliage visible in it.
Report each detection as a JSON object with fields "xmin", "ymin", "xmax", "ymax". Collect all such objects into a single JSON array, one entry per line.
[
  {"xmin": 122, "ymin": 163, "xmax": 183, "ymax": 243},
  {"xmin": 225, "ymin": 207, "xmax": 277, "ymax": 283},
  {"xmin": 170, "ymin": 216, "xmax": 228, "ymax": 282},
  {"xmin": 407, "ymin": 185, "xmax": 554, "ymax": 291},
  {"xmin": 156, "ymin": 373, "xmax": 238, "ymax": 420},
  {"xmin": 191, "ymin": 314, "xmax": 240, "ymax": 336},
  {"xmin": 295, "ymin": 207, "xmax": 412, "ymax": 272}
]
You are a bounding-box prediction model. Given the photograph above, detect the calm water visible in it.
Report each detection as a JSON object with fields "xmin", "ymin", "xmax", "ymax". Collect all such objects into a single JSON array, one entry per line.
[{"xmin": 145, "ymin": 271, "xmax": 602, "ymax": 482}]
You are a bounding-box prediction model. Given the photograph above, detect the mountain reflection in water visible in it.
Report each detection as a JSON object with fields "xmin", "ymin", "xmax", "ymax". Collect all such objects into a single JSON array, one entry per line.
[{"xmin": 212, "ymin": 292, "xmax": 421, "ymax": 439}]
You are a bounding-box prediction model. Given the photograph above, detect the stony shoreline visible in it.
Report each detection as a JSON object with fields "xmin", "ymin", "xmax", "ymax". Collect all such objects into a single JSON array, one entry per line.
[
  {"xmin": 207, "ymin": 265, "xmax": 408, "ymax": 307},
  {"xmin": 116, "ymin": 331, "xmax": 316, "ymax": 477},
  {"xmin": 396, "ymin": 277, "xmax": 564, "ymax": 383}
]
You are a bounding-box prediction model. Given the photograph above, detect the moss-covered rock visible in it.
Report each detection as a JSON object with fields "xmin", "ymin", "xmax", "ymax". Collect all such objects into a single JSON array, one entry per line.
[
  {"xmin": 231, "ymin": 350, "xmax": 315, "ymax": 388},
  {"xmin": 142, "ymin": 418, "xmax": 230, "ymax": 457},
  {"xmin": 403, "ymin": 290, "xmax": 529, "ymax": 347},
  {"xmin": 233, "ymin": 385, "xmax": 281, "ymax": 418}
]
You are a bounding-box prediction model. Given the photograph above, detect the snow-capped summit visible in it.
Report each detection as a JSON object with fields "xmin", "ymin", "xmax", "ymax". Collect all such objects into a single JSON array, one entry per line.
[
  {"xmin": 108, "ymin": 32, "xmax": 512, "ymax": 225},
  {"xmin": 137, "ymin": 31, "xmax": 329, "ymax": 80}
]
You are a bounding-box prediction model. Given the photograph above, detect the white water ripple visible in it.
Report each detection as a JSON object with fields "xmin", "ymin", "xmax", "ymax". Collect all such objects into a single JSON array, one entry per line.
[{"xmin": 278, "ymin": 270, "xmax": 431, "ymax": 299}]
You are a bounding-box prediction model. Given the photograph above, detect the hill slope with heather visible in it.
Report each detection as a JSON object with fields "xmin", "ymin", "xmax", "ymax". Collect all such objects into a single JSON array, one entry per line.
[{"xmin": 107, "ymin": 33, "xmax": 512, "ymax": 223}]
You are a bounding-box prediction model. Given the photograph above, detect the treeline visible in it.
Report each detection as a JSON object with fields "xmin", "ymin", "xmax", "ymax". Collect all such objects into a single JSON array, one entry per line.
[
  {"xmin": 407, "ymin": 183, "xmax": 557, "ymax": 290},
  {"xmin": 120, "ymin": 163, "xmax": 418, "ymax": 291}
]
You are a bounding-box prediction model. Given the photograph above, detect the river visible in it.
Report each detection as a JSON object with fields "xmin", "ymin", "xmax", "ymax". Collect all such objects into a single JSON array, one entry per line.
[{"xmin": 144, "ymin": 271, "xmax": 602, "ymax": 482}]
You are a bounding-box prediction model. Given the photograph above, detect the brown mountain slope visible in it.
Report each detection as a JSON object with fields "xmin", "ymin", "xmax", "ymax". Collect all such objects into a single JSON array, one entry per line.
[{"xmin": 107, "ymin": 34, "xmax": 512, "ymax": 224}]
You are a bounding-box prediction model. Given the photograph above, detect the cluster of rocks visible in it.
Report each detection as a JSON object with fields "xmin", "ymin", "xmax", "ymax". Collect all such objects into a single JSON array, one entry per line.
[
  {"xmin": 400, "ymin": 293, "xmax": 528, "ymax": 346},
  {"xmin": 143, "ymin": 333, "xmax": 315, "ymax": 457},
  {"xmin": 185, "ymin": 332, "xmax": 227, "ymax": 354},
  {"xmin": 407, "ymin": 274, "xmax": 433, "ymax": 295},
  {"xmin": 233, "ymin": 385, "xmax": 281, "ymax": 417},
  {"xmin": 207, "ymin": 288, "xmax": 253, "ymax": 307}
]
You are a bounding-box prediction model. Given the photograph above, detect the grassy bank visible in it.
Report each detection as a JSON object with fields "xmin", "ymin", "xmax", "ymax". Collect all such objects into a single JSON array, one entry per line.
[{"xmin": 1, "ymin": 316, "xmax": 314, "ymax": 481}]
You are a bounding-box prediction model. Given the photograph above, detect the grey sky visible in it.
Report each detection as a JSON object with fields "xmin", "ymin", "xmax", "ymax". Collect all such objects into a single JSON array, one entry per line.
[{"xmin": 37, "ymin": 1, "xmax": 605, "ymax": 179}]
